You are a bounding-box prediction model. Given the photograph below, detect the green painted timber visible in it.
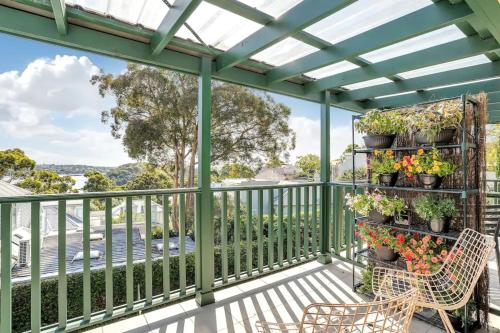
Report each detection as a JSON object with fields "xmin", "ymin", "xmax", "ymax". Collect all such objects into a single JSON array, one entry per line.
[
  {"xmin": 318, "ymin": 91, "xmax": 332, "ymax": 264},
  {"xmin": 490, "ymin": 92, "xmax": 500, "ymax": 103},
  {"xmin": 150, "ymin": 0, "xmax": 202, "ymax": 56},
  {"xmin": 336, "ymin": 61, "xmax": 500, "ymax": 103},
  {"xmin": 105, "ymin": 197, "xmax": 113, "ymax": 314},
  {"xmin": 295, "ymin": 187, "xmax": 301, "ymax": 260},
  {"xmin": 204, "ymin": 0, "xmax": 331, "ymax": 50},
  {"xmin": 277, "ymin": 188, "xmax": 284, "ymax": 266},
  {"xmin": 195, "ymin": 56, "xmax": 215, "ymax": 305},
  {"xmin": 287, "ymin": 187, "xmax": 293, "ymax": 264},
  {"xmin": 179, "ymin": 193, "xmax": 187, "ymax": 295},
  {"xmin": 31, "ymin": 202, "xmax": 41, "ymax": 333},
  {"xmin": 162, "ymin": 195, "xmax": 170, "ymax": 299},
  {"xmin": 465, "ymin": 0, "xmax": 500, "ymax": 44},
  {"xmin": 145, "ymin": 196, "xmax": 153, "ymax": 304},
  {"xmin": 246, "ymin": 190, "xmax": 253, "ymax": 276},
  {"xmin": 234, "ymin": 191, "xmax": 241, "ymax": 279},
  {"xmin": 1, "ymin": 204, "xmax": 12, "ymax": 333},
  {"xmin": 303, "ymin": 186, "xmax": 310, "ymax": 258},
  {"xmin": 126, "ymin": 197, "xmax": 134, "ymax": 306},
  {"xmin": 221, "ymin": 191, "xmax": 228, "ymax": 282},
  {"xmin": 267, "ymin": 189, "xmax": 274, "ymax": 269},
  {"xmin": 215, "ymin": 0, "xmax": 355, "ymax": 71},
  {"xmin": 49, "ymin": 0, "xmax": 67, "ymax": 35},
  {"xmin": 58, "ymin": 200, "xmax": 67, "ymax": 329},
  {"xmin": 257, "ymin": 189, "xmax": 264, "ymax": 272},
  {"xmin": 306, "ymin": 36, "xmax": 499, "ymax": 92},
  {"xmin": 82, "ymin": 199, "xmax": 91, "ymax": 320},
  {"xmin": 365, "ymin": 79, "xmax": 500, "ymax": 108},
  {"xmin": 311, "ymin": 186, "xmax": 317, "ymax": 255},
  {"xmin": 267, "ymin": 1, "xmax": 473, "ymax": 83}
]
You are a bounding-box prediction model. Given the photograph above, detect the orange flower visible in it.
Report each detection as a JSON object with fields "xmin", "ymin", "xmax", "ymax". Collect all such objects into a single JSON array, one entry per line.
[
  {"xmin": 417, "ymin": 148, "xmax": 424, "ymax": 156},
  {"xmin": 431, "ymin": 256, "xmax": 439, "ymax": 264}
]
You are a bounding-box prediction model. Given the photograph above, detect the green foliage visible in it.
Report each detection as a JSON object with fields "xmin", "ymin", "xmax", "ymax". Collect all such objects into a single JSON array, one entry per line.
[
  {"xmin": 407, "ymin": 100, "xmax": 463, "ymax": 141},
  {"xmin": 265, "ymin": 157, "xmax": 285, "ymax": 168},
  {"xmin": 358, "ymin": 266, "xmax": 374, "ymax": 294},
  {"xmin": 337, "ymin": 168, "xmax": 367, "ymax": 181},
  {"xmin": 83, "ymin": 170, "xmax": 115, "ymax": 192},
  {"xmin": 17, "ymin": 169, "xmax": 75, "ymax": 194},
  {"xmin": 354, "ymin": 110, "xmax": 405, "ymax": 135},
  {"xmin": 343, "ymin": 144, "xmax": 360, "ymax": 154},
  {"xmin": 414, "ymin": 195, "xmax": 457, "ymax": 220},
  {"xmin": 106, "ymin": 163, "xmax": 146, "ymax": 186},
  {"xmin": 370, "ymin": 149, "xmax": 399, "ymax": 175},
  {"xmin": 124, "ymin": 168, "xmax": 172, "ymax": 190},
  {"xmin": 0, "ymin": 148, "xmax": 35, "ymax": 182},
  {"xmin": 345, "ymin": 190, "xmax": 405, "ymax": 217},
  {"xmin": 295, "ymin": 154, "xmax": 320, "ymax": 181},
  {"xmin": 219, "ymin": 163, "xmax": 255, "ymax": 179},
  {"xmin": 412, "ymin": 148, "xmax": 456, "ymax": 177},
  {"xmin": 152, "ymin": 226, "xmax": 163, "ymax": 239}
]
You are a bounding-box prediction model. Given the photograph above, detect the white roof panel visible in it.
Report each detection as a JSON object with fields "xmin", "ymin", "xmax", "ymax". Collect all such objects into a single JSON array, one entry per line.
[
  {"xmin": 237, "ymin": 0, "xmax": 303, "ymax": 18},
  {"xmin": 304, "ymin": 0, "xmax": 432, "ymax": 45},
  {"xmin": 343, "ymin": 77, "xmax": 394, "ymax": 91},
  {"xmin": 251, "ymin": 38, "xmax": 318, "ymax": 66},
  {"xmin": 398, "ymin": 55, "xmax": 491, "ymax": 79},
  {"xmin": 305, "ymin": 61, "xmax": 359, "ymax": 80},
  {"xmin": 360, "ymin": 25, "xmax": 465, "ymax": 63}
]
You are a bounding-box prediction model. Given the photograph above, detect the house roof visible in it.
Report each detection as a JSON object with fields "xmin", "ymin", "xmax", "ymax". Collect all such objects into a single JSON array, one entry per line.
[{"xmin": 0, "ymin": 180, "xmax": 31, "ymax": 197}]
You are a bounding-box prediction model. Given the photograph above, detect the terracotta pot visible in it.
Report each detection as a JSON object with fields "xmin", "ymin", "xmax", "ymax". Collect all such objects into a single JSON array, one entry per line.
[
  {"xmin": 378, "ymin": 173, "xmax": 398, "ymax": 186},
  {"xmin": 368, "ymin": 210, "xmax": 391, "ymax": 223},
  {"xmin": 415, "ymin": 128, "xmax": 455, "ymax": 145},
  {"xmin": 362, "ymin": 134, "xmax": 395, "ymax": 149},
  {"xmin": 375, "ymin": 246, "xmax": 398, "ymax": 261},
  {"xmin": 417, "ymin": 174, "xmax": 443, "ymax": 189},
  {"xmin": 428, "ymin": 217, "xmax": 450, "ymax": 233}
]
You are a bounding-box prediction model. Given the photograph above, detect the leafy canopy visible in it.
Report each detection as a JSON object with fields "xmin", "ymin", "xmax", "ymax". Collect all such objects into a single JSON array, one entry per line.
[
  {"xmin": 18, "ymin": 169, "xmax": 75, "ymax": 194},
  {"xmin": 295, "ymin": 154, "xmax": 320, "ymax": 180},
  {"xmin": 124, "ymin": 168, "xmax": 173, "ymax": 190},
  {"xmin": 0, "ymin": 148, "xmax": 35, "ymax": 182},
  {"xmin": 83, "ymin": 170, "xmax": 115, "ymax": 192},
  {"xmin": 219, "ymin": 163, "xmax": 255, "ymax": 180}
]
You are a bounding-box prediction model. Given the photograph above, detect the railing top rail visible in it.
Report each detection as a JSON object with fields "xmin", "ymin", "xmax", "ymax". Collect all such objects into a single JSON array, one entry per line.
[
  {"xmin": 486, "ymin": 191, "xmax": 500, "ymax": 198},
  {"xmin": 0, "ymin": 187, "xmax": 200, "ymax": 204},
  {"xmin": 212, "ymin": 182, "xmax": 322, "ymax": 192}
]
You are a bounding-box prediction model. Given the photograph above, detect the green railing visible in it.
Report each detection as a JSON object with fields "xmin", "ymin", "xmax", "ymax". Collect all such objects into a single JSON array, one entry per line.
[{"xmin": 0, "ymin": 182, "xmax": 358, "ymax": 332}]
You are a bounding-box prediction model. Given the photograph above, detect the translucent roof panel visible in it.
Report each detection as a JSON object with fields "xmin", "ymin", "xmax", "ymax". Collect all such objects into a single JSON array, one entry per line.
[
  {"xmin": 360, "ymin": 25, "xmax": 465, "ymax": 63},
  {"xmin": 237, "ymin": 0, "xmax": 302, "ymax": 18},
  {"xmin": 398, "ymin": 55, "xmax": 491, "ymax": 79},
  {"xmin": 251, "ymin": 38, "xmax": 318, "ymax": 66},
  {"xmin": 426, "ymin": 77, "xmax": 499, "ymax": 91},
  {"xmin": 65, "ymin": 0, "xmax": 170, "ymax": 30},
  {"xmin": 304, "ymin": 0, "xmax": 432, "ymax": 45},
  {"xmin": 178, "ymin": 2, "xmax": 262, "ymax": 51},
  {"xmin": 343, "ymin": 77, "xmax": 394, "ymax": 90},
  {"xmin": 305, "ymin": 61, "xmax": 359, "ymax": 80},
  {"xmin": 374, "ymin": 91, "xmax": 415, "ymax": 99}
]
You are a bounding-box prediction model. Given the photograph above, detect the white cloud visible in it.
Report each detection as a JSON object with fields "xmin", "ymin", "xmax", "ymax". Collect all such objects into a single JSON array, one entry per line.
[{"xmin": 288, "ymin": 116, "xmax": 363, "ymax": 162}]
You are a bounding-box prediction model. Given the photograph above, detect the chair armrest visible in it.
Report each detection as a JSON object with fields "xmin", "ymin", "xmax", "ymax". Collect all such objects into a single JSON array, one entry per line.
[{"xmin": 372, "ymin": 266, "xmax": 422, "ymax": 298}]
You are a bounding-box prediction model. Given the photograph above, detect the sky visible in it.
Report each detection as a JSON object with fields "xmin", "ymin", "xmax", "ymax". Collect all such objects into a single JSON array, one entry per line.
[{"xmin": 0, "ymin": 33, "xmax": 359, "ymax": 167}]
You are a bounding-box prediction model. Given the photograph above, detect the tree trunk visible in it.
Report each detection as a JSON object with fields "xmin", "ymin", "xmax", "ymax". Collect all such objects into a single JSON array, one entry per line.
[{"xmin": 171, "ymin": 152, "xmax": 180, "ymax": 232}]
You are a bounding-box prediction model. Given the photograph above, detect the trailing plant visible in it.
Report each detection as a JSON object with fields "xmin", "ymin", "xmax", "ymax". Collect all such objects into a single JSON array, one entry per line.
[
  {"xmin": 414, "ymin": 195, "xmax": 457, "ymax": 221},
  {"xmin": 345, "ymin": 190, "xmax": 406, "ymax": 216},
  {"xmin": 402, "ymin": 148, "xmax": 456, "ymax": 178},
  {"xmin": 408, "ymin": 100, "xmax": 463, "ymax": 141},
  {"xmin": 355, "ymin": 110, "xmax": 405, "ymax": 135},
  {"xmin": 355, "ymin": 223, "xmax": 406, "ymax": 250}
]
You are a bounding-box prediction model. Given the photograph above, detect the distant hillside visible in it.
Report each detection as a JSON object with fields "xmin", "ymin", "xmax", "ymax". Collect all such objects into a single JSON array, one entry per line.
[
  {"xmin": 35, "ymin": 164, "xmax": 114, "ymax": 175},
  {"xmin": 106, "ymin": 163, "xmax": 146, "ymax": 186}
]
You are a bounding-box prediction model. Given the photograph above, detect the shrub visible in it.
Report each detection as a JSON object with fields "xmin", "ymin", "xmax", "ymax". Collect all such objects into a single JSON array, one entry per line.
[{"xmin": 414, "ymin": 195, "xmax": 457, "ymax": 221}]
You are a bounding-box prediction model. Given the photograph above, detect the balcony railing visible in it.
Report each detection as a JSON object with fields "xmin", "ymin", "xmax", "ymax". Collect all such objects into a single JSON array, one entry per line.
[{"xmin": 0, "ymin": 182, "xmax": 356, "ymax": 333}]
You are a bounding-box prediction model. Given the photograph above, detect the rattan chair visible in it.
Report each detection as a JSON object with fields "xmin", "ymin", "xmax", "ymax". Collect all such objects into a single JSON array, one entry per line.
[
  {"xmin": 372, "ymin": 228, "xmax": 496, "ymax": 333},
  {"xmin": 255, "ymin": 288, "xmax": 417, "ymax": 332}
]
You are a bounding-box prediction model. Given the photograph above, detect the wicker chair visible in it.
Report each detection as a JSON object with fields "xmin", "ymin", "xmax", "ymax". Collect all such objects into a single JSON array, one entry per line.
[
  {"xmin": 372, "ymin": 228, "xmax": 496, "ymax": 333},
  {"xmin": 255, "ymin": 288, "xmax": 417, "ymax": 332}
]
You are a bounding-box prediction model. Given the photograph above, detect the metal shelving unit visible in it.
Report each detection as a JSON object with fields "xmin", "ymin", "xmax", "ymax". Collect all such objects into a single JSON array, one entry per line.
[{"xmin": 350, "ymin": 94, "xmax": 481, "ymax": 333}]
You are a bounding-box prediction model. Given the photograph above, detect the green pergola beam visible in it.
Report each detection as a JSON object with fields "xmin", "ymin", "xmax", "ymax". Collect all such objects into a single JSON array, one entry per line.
[
  {"xmin": 267, "ymin": 1, "xmax": 473, "ymax": 84},
  {"xmin": 150, "ymin": 0, "xmax": 202, "ymax": 56},
  {"xmin": 306, "ymin": 35, "xmax": 499, "ymax": 92},
  {"xmin": 489, "ymin": 91, "xmax": 500, "ymax": 103},
  {"xmin": 335, "ymin": 61, "xmax": 500, "ymax": 103},
  {"xmin": 215, "ymin": 0, "xmax": 355, "ymax": 71},
  {"xmin": 205, "ymin": 0, "xmax": 330, "ymax": 50},
  {"xmin": 364, "ymin": 79, "xmax": 500, "ymax": 109},
  {"xmin": 49, "ymin": 0, "xmax": 67, "ymax": 35}
]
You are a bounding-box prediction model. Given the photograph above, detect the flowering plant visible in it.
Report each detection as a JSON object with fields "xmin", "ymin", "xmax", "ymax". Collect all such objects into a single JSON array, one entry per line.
[
  {"xmin": 407, "ymin": 100, "xmax": 463, "ymax": 141},
  {"xmin": 398, "ymin": 235, "xmax": 450, "ymax": 274},
  {"xmin": 355, "ymin": 110, "xmax": 405, "ymax": 135},
  {"xmin": 356, "ymin": 223, "xmax": 406, "ymax": 251},
  {"xmin": 371, "ymin": 149, "xmax": 401, "ymax": 174},
  {"xmin": 414, "ymin": 195, "xmax": 457, "ymax": 221},
  {"xmin": 345, "ymin": 190, "xmax": 406, "ymax": 216},
  {"xmin": 401, "ymin": 148, "xmax": 456, "ymax": 178}
]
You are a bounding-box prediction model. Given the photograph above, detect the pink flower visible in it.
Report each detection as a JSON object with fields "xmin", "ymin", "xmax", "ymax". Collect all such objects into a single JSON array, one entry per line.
[{"xmin": 374, "ymin": 194, "xmax": 382, "ymax": 202}]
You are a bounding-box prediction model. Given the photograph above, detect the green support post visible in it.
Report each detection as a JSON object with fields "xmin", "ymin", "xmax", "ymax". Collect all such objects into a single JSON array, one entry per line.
[
  {"xmin": 318, "ymin": 91, "xmax": 332, "ymax": 264},
  {"xmin": 195, "ymin": 56, "xmax": 215, "ymax": 306},
  {"xmin": 1, "ymin": 204, "xmax": 12, "ymax": 333}
]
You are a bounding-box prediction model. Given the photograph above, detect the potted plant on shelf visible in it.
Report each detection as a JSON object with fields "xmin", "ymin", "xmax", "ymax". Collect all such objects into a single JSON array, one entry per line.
[
  {"xmin": 402, "ymin": 148, "xmax": 456, "ymax": 189},
  {"xmin": 414, "ymin": 195, "xmax": 457, "ymax": 233},
  {"xmin": 355, "ymin": 110, "xmax": 404, "ymax": 148},
  {"xmin": 408, "ymin": 100, "xmax": 463, "ymax": 145},
  {"xmin": 356, "ymin": 223, "xmax": 405, "ymax": 261},
  {"xmin": 370, "ymin": 149, "xmax": 400, "ymax": 186},
  {"xmin": 398, "ymin": 234, "xmax": 450, "ymax": 274},
  {"xmin": 345, "ymin": 190, "xmax": 406, "ymax": 223}
]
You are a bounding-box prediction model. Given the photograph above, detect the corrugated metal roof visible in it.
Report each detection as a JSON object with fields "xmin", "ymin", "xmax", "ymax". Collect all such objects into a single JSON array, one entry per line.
[{"xmin": 0, "ymin": 180, "xmax": 31, "ymax": 197}]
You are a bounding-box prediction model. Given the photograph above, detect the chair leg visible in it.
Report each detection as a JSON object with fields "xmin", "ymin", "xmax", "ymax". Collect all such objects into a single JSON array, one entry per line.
[{"xmin": 437, "ymin": 309, "xmax": 455, "ymax": 333}]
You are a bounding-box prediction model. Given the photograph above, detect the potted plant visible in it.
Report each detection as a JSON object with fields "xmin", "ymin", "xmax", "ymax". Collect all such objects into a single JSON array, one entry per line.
[
  {"xmin": 402, "ymin": 148, "xmax": 456, "ymax": 189},
  {"xmin": 414, "ymin": 195, "xmax": 457, "ymax": 233},
  {"xmin": 355, "ymin": 110, "xmax": 405, "ymax": 148},
  {"xmin": 370, "ymin": 149, "xmax": 400, "ymax": 186},
  {"xmin": 398, "ymin": 235, "xmax": 449, "ymax": 274},
  {"xmin": 356, "ymin": 223, "xmax": 405, "ymax": 261},
  {"xmin": 408, "ymin": 100, "xmax": 463, "ymax": 145},
  {"xmin": 345, "ymin": 190, "xmax": 406, "ymax": 223}
]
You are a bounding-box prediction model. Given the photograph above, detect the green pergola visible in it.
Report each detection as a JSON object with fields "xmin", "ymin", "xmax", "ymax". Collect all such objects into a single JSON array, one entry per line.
[{"xmin": 0, "ymin": 1, "xmax": 500, "ymax": 332}]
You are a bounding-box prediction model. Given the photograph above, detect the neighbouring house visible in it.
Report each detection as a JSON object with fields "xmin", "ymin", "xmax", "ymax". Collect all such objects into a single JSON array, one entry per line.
[
  {"xmin": 255, "ymin": 165, "xmax": 297, "ymax": 181},
  {"xmin": 331, "ymin": 152, "xmax": 367, "ymax": 181}
]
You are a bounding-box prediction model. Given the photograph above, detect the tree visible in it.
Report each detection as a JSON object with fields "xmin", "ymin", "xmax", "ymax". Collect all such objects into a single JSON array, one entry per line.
[
  {"xmin": 106, "ymin": 163, "xmax": 146, "ymax": 186},
  {"xmin": 219, "ymin": 163, "xmax": 255, "ymax": 179},
  {"xmin": 83, "ymin": 170, "xmax": 115, "ymax": 192},
  {"xmin": 265, "ymin": 156, "xmax": 285, "ymax": 168},
  {"xmin": 295, "ymin": 154, "xmax": 320, "ymax": 181},
  {"xmin": 343, "ymin": 144, "xmax": 360, "ymax": 154},
  {"xmin": 18, "ymin": 170, "xmax": 75, "ymax": 194},
  {"xmin": 0, "ymin": 148, "xmax": 35, "ymax": 182},
  {"xmin": 124, "ymin": 168, "xmax": 172, "ymax": 191}
]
